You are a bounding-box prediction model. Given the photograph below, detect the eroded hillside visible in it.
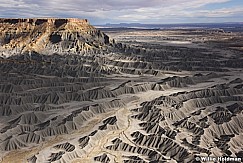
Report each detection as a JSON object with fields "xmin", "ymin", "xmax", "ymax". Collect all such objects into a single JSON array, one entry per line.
[{"xmin": 0, "ymin": 18, "xmax": 112, "ymax": 57}]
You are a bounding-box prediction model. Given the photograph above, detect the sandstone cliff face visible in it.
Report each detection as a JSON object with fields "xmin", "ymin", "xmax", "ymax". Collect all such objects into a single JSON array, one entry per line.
[{"xmin": 0, "ymin": 18, "xmax": 112, "ymax": 57}]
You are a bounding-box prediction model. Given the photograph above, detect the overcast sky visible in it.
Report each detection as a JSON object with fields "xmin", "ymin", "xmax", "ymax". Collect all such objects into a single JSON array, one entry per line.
[{"xmin": 0, "ymin": 0, "xmax": 243, "ymax": 24}]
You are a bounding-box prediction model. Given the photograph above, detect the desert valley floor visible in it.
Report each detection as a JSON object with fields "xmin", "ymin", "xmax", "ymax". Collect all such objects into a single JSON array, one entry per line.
[{"xmin": 0, "ymin": 25, "xmax": 243, "ymax": 163}]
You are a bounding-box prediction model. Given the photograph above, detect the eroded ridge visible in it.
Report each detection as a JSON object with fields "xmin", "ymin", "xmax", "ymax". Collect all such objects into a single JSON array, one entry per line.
[{"xmin": 0, "ymin": 18, "xmax": 112, "ymax": 57}]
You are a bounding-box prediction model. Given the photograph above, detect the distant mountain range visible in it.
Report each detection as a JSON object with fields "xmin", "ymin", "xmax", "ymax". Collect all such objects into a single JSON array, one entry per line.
[{"xmin": 95, "ymin": 22, "xmax": 243, "ymax": 32}]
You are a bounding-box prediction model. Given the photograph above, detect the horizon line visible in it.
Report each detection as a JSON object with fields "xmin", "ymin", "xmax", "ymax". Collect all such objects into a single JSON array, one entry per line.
[{"xmin": 95, "ymin": 22, "xmax": 243, "ymax": 25}]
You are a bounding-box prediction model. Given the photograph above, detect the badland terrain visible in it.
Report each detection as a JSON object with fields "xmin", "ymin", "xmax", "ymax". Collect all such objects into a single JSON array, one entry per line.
[{"xmin": 0, "ymin": 18, "xmax": 243, "ymax": 163}]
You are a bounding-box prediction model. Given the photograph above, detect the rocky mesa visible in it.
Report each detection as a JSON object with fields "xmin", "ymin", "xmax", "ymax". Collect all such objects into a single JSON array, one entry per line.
[{"xmin": 0, "ymin": 18, "xmax": 113, "ymax": 57}]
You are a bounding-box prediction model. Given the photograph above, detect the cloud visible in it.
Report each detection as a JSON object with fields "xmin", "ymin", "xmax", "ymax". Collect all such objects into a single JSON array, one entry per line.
[{"xmin": 0, "ymin": 0, "xmax": 242, "ymax": 23}]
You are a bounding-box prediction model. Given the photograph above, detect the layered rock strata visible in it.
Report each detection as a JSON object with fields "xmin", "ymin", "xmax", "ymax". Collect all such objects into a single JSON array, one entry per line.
[{"xmin": 0, "ymin": 18, "xmax": 112, "ymax": 57}]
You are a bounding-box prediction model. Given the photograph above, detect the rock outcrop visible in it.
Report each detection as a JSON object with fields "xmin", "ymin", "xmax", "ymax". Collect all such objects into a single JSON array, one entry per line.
[
  {"xmin": 0, "ymin": 18, "xmax": 112, "ymax": 57},
  {"xmin": 1, "ymin": 23, "xmax": 243, "ymax": 163}
]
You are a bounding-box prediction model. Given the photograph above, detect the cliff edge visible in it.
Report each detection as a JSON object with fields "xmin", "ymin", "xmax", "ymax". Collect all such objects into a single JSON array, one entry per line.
[{"xmin": 0, "ymin": 18, "xmax": 113, "ymax": 57}]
